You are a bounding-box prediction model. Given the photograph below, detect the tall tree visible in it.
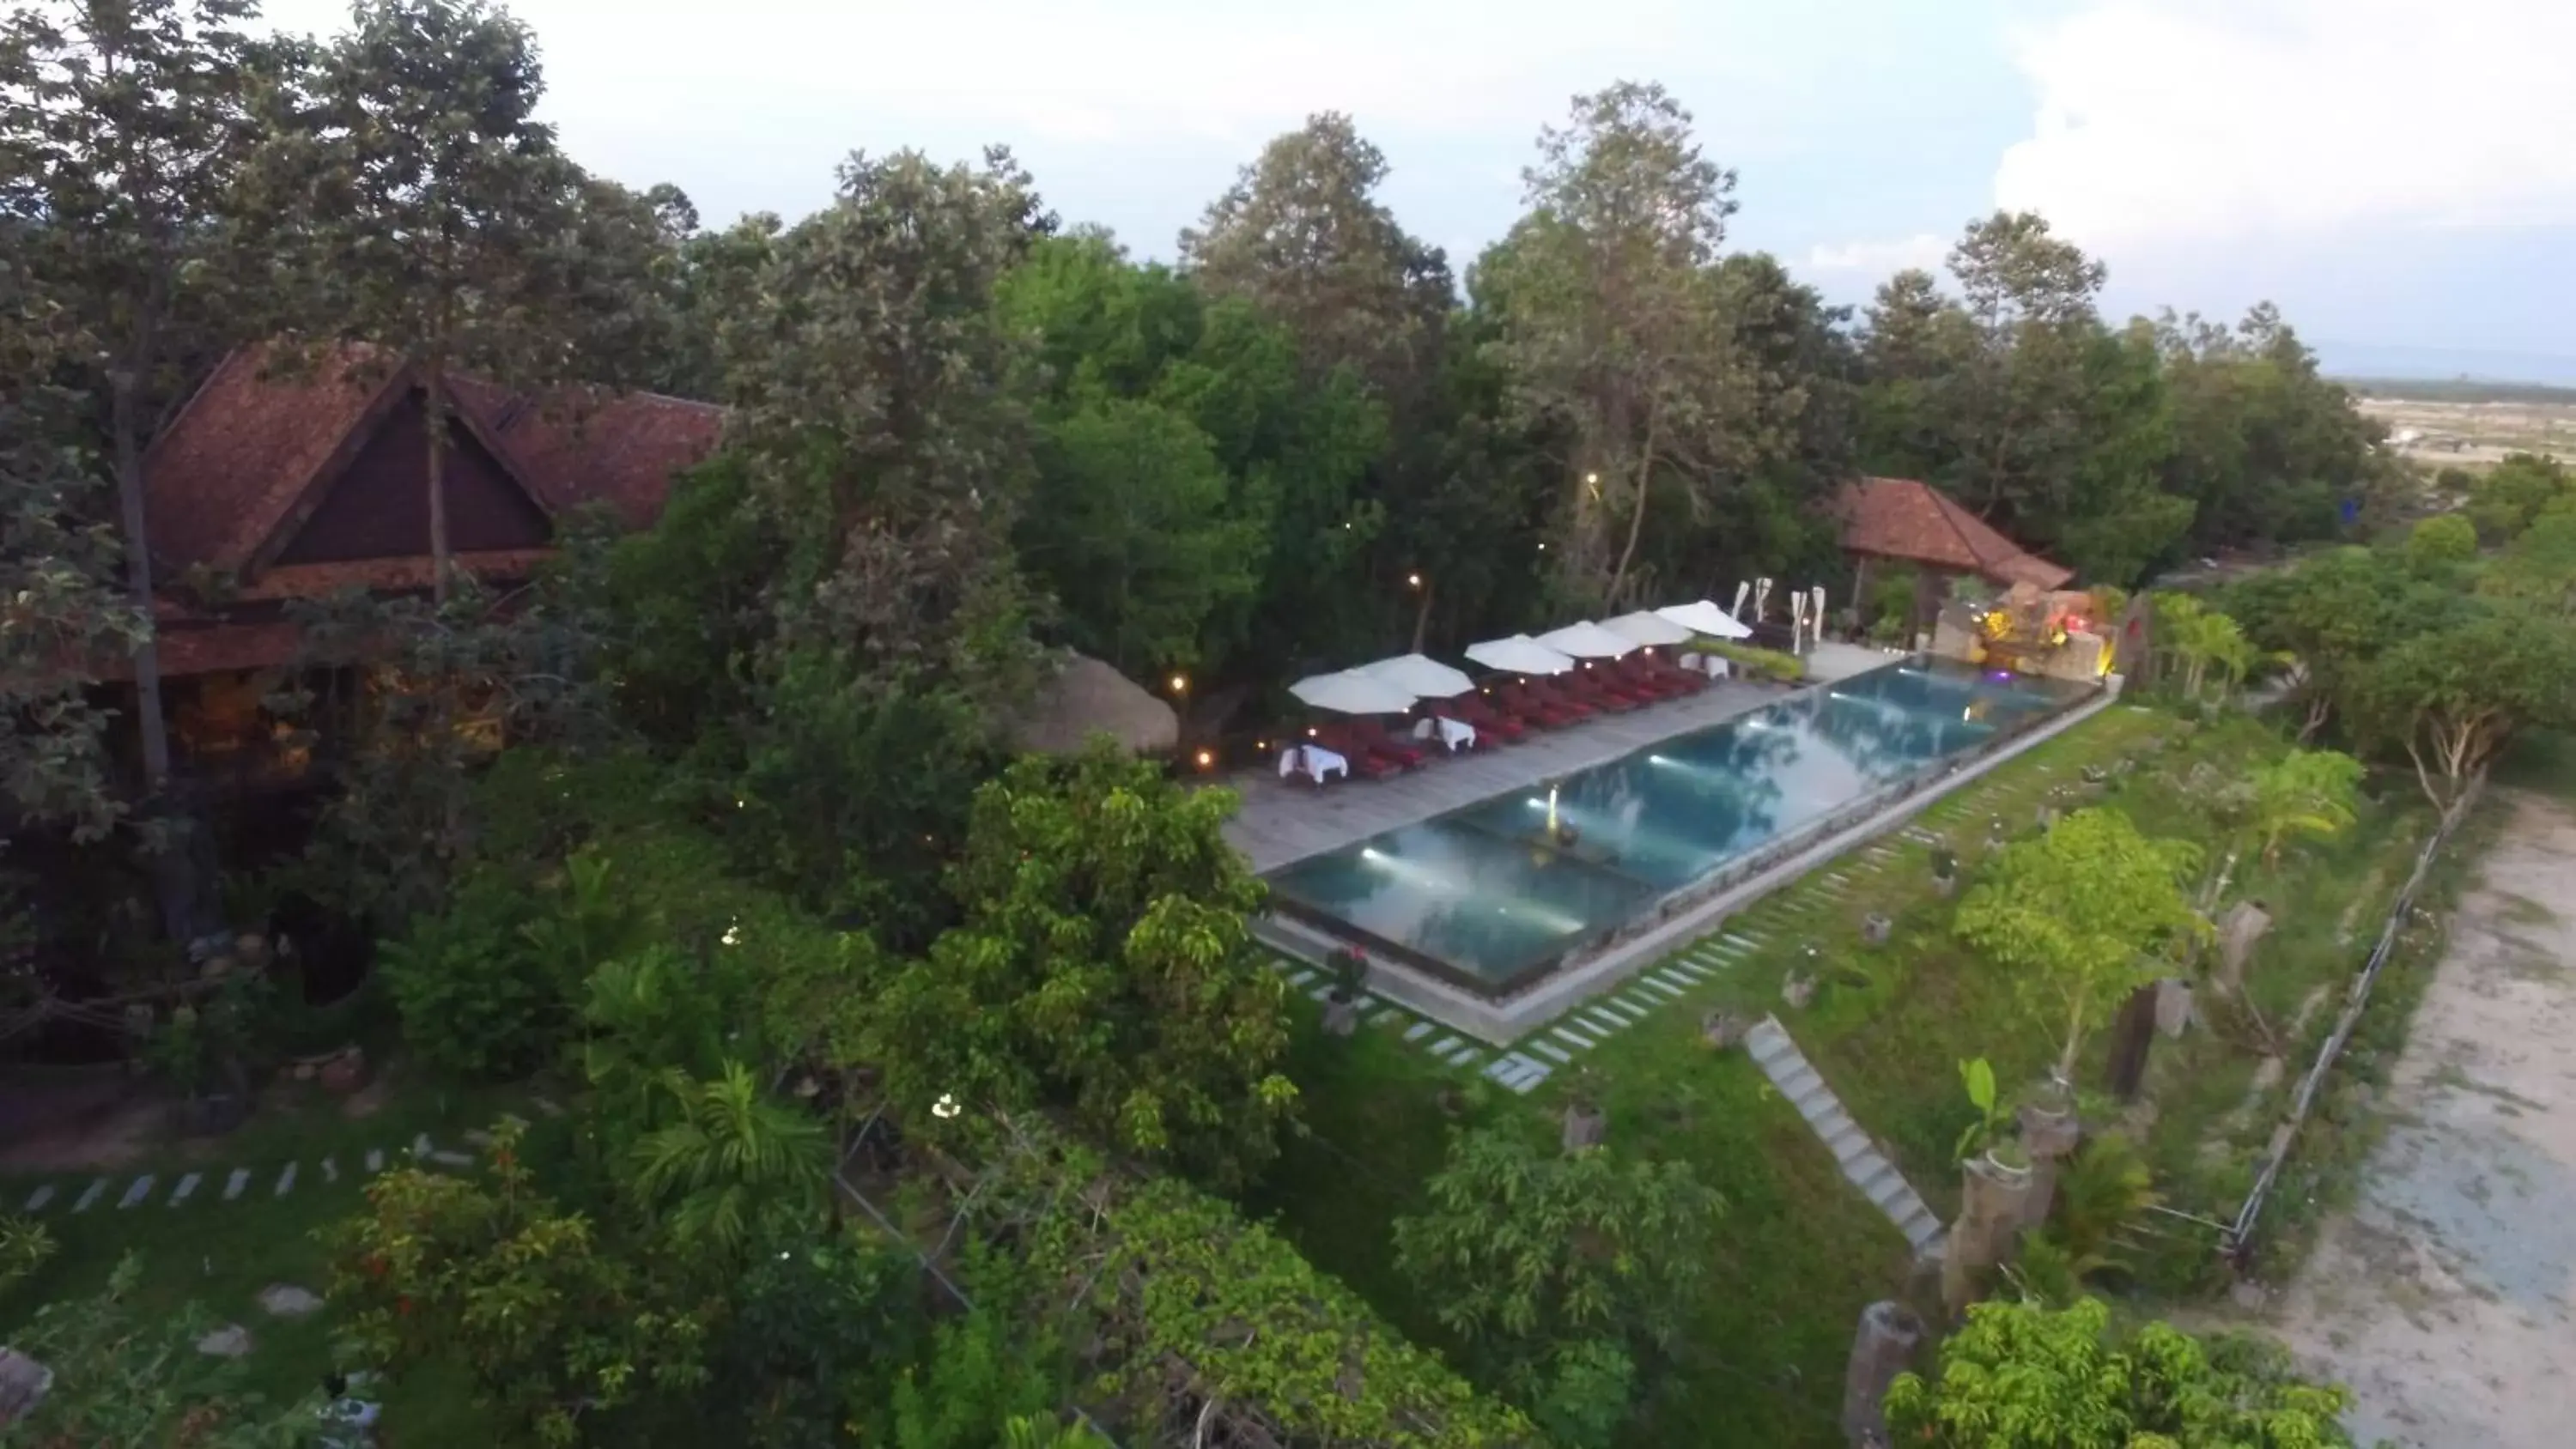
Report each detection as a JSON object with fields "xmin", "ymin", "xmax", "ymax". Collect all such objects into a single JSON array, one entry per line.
[
  {"xmin": 1177, "ymin": 112, "xmax": 1450, "ymax": 402},
  {"xmin": 2, "ymin": 0, "xmax": 271, "ymax": 932},
  {"xmin": 0, "ymin": 253, "xmax": 144, "ymax": 848},
  {"xmin": 259, "ymin": 0, "xmax": 603, "ymax": 603},
  {"xmin": 1481, "ymin": 81, "xmax": 1746, "ymax": 608}
]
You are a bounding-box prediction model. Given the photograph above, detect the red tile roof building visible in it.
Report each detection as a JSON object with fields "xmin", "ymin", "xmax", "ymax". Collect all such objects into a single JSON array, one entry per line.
[
  {"xmin": 1833, "ymin": 476, "xmax": 2074, "ymax": 591},
  {"xmin": 129, "ymin": 343, "xmax": 724, "ymax": 677}
]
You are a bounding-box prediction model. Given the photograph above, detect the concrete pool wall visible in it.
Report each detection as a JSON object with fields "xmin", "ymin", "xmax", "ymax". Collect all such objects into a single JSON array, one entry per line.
[{"xmin": 1254, "ymin": 674, "xmax": 2125, "ymax": 1045}]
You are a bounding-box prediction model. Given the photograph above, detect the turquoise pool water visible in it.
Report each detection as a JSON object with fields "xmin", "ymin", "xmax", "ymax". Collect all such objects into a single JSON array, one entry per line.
[{"xmin": 1265, "ymin": 656, "xmax": 2091, "ymax": 994}]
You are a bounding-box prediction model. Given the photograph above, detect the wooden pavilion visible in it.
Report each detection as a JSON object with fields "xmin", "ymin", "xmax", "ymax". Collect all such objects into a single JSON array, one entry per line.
[{"xmin": 1833, "ymin": 477, "xmax": 2073, "ymax": 641}]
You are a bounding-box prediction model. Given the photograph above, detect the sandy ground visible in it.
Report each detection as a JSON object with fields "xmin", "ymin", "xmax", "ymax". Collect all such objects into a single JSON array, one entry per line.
[
  {"xmin": 2359, "ymin": 397, "xmax": 2575, "ymax": 470},
  {"xmin": 2269, "ymin": 791, "xmax": 2576, "ymax": 1448}
]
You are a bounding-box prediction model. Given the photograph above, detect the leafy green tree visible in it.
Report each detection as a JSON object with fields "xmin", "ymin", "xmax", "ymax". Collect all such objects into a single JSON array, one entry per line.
[
  {"xmin": 2227, "ymin": 546, "xmax": 2462, "ymax": 742},
  {"xmin": 2245, "ymin": 748, "xmax": 2364, "ymax": 867},
  {"xmin": 1885, "ymin": 1296, "xmax": 2355, "ymax": 1448},
  {"xmin": 2152, "ymin": 305, "xmax": 2379, "ymax": 555},
  {"xmin": 2, "ymin": 0, "xmax": 276, "ymax": 932},
  {"xmin": 0, "ymin": 1257, "xmax": 321, "ymax": 1446},
  {"xmin": 887, "ymin": 1304, "xmax": 1077, "ymax": 1449},
  {"xmin": 2351, "ymin": 601, "xmax": 2576, "ymax": 809},
  {"xmin": 1178, "ymin": 112, "xmax": 1450, "ymax": 402},
  {"xmin": 627, "ymin": 1060, "xmax": 831, "ymax": 1255},
  {"xmin": 1955, "ymin": 808, "xmax": 2206, "ymax": 1082},
  {"xmin": 2405, "ymin": 512, "xmax": 2478, "ymax": 570},
  {"xmin": 1392, "ymin": 1126, "xmax": 1722, "ymax": 1396},
  {"xmin": 260, "ymin": 0, "xmax": 623, "ymax": 603},
  {"xmin": 1023, "ymin": 396, "xmax": 1261, "ymax": 678},
  {"xmin": 2464, "ymin": 452, "xmax": 2572, "ymax": 541},
  {"xmin": 1481, "ymin": 80, "xmax": 1744, "ymax": 608},
  {"xmin": 2482, "ymin": 506, "xmax": 2576, "ymax": 615},
  {"xmin": 327, "ymin": 1119, "xmax": 708, "ymax": 1444},
  {"xmin": 0, "ymin": 260, "xmax": 143, "ymax": 847},
  {"xmin": 849, "ymin": 745, "xmax": 1294, "ymax": 1187}
]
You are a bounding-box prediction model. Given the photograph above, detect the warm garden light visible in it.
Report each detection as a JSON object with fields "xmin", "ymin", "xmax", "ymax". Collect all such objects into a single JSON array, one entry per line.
[
  {"xmin": 1168, "ymin": 674, "xmax": 1187, "ymax": 694},
  {"xmin": 1194, "ymin": 749, "xmax": 1214, "ymax": 768},
  {"xmin": 931, "ymin": 1094, "xmax": 960, "ymax": 1119},
  {"xmin": 1406, "ymin": 573, "xmax": 1423, "ymax": 588}
]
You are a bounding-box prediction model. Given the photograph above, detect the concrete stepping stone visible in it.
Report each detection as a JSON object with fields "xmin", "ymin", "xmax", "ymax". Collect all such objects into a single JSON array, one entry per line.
[
  {"xmin": 428, "ymin": 1149, "xmax": 474, "ymax": 1167},
  {"xmin": 322, "ymin": 1156, "xmax": 338, "ymax": 1184},
  {"xmin": 364, "ymin": 1149, "xmax": 385, "ymax": 1173},
  {"xmin": 1553, "ymin": 1022, "xmax": 1597, "ymax": 1046},
  {"xmin": 117, "ymin": 1175, "xmax": 155, "ymax": 1210},
  {"xmin": 1449, "ymin": 1048, "xmax": 1483, "ymax": 1070},
  {"xmin": 1531, "ymin": 1040, "xmax": 1573, "ymax": 1064},
  {"xmin": 1581, "ymin": 1009, "xmax": 1626, "ymax": 1033},
  {"xmin": 21, "ymin": 1185, "xmax": 52, "ymax": 1215},
  {"xmin": 533, "ymin": 1095, "xmax": 565, "ymax": 1118},
  {"xmin": 167, "ymin": 1172, "xmax": 203, "ymax": 1206},
  {"xmin": 1427, "ymin": 1035, "xmax": 1465, "ymax": 1059},
  {"xmin": 1639, "ymin": 977, "xmax": 1686, "ymax": 999},
  {"xmin": 411, "ymin": 1133, "xmax": 434, "ymax": 1159},
  {"xmin": 1403, "ymin": 1021, "xmax": 1435, "ymax": 1043},
  {"xmin": 1667, "ymin": 961, "xmax": 1710, "ymax": 980},
  {"xmin": 223, "ymin": 1168, "xmax": 251, "ymax": 1201},
  {"xmin": 1720, "ymin": 933, "xmax": 1761, "ymax": 949},
  {"xmin": 1307, "ymin": 983, "xmax": 1334, "ymax": 1001},
  {"xmin": 73, "ymin": 1178, "xmax": 107, "ymax": 1213},
  {"xmin": 463, "ymin": 1128, "xmax": 495, "ymax": 1149},
  {"xmin": 1288, "ymin": 968, "xmax": 1317, "ymax": 986},
  {"xmin": 273, "ymin": 1161, "xmax": 296, "ymax": 1196}
]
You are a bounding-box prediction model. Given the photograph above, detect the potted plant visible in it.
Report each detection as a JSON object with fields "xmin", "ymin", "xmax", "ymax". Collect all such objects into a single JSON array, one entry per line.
[
  {"xmin": 1321, "ymin": 947, "xmax": 1369, "ymax": 1038},
  {"xmin": 1861, "ymin": 911, "xmax": 1894, "ymax": 947},
  {"xmin": 1929, "ymin": 846, "xmax": 1959, "ymax": 898}
]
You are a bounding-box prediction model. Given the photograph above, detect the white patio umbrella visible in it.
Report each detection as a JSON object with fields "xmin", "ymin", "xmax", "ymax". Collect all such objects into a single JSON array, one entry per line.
[
  {"xmin": 1359, "ymin": 652, "xmax": 1477, "ymax": 699},
  {"xmin": 1602, "ymin": 609, "xmax": 1695, "ymax": 647},
  {"xmin": 1463, "ymin": 634, "xmax": 1578, "ymax": 676},
  {"xmin": 1657, "ymin": 598, "xmax": 1753, "ymax": 640},
  {"xmin": 1536, "ymin": 621, "xmax": 1641, "ymax": 659},
  {"xmin": 1288, "ymin": 669, "xmax": 1419, "ymax": 716}
]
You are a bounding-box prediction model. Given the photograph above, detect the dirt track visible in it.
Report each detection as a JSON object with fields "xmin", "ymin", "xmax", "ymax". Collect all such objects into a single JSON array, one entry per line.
[{"xmin": 2268, "ymin": 791, "xmax": 2576, "ymax": 1448}]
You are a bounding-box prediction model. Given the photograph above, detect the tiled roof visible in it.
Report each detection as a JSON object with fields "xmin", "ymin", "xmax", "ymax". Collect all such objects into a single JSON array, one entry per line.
[
  {"xmin": 447, "ymin": 378, "xmax": 725, "ymax": 530},
  {"xmin": 143, "ymin": 344, "xmax": 725, "ymax": 573},
  {"xmin": 1835, "ymin": 477, "xmax": 2074, "ymax": 590},
  {"xmin": 141, "ymin": 343, "xmax": 408, "ymax": 573}
]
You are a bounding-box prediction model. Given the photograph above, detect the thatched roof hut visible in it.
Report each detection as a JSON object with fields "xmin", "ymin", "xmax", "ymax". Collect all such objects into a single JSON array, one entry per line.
[{"xmin": 1009, "ymin": 652, "xmax": 1180, "ymax": 757}]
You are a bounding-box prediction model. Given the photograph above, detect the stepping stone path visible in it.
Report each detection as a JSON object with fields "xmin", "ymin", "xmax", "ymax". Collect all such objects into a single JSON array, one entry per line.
[
  {"xmin": 196, "ymin": 1325, "xmax": 253, "ymax": 1359},
  {"xmin": 1744, "ymin": 1016, "xmax": 1945, "ymax": 1258},
  {"xmin": 257, "ymin": 1283, "xmax": 325, "ymax": 1319},
  {"xmin": 7, "ymin": 1124, "xmax": 514, "ymax": 1239}
]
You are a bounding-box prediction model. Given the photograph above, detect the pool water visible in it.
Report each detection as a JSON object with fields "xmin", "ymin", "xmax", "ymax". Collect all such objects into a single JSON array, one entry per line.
[{"xmin": 1265, "ymin": 656, "xmax": 2090, "ymax": 994}]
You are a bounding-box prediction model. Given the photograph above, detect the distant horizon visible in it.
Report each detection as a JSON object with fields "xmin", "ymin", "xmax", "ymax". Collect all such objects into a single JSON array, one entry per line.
[{"xmin": 2314, "ymin": 343, "xmax": 2576, "ymax": 391}]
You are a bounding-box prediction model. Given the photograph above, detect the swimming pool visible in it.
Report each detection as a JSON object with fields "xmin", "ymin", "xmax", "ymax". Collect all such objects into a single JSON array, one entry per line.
[{"xmin": 1264, "ymin": 656, "xmax": 2092, "ymax": 995}]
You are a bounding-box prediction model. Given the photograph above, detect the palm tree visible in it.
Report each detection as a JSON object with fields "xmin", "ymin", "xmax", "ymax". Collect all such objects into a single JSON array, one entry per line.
[
  {"xmin": 2154, "ymin": 593, "xmax": 2256, "ymax": 703},
  {"xmin": 628, "ymin": 1060, "xmax": 830, "ymax": 1252}
]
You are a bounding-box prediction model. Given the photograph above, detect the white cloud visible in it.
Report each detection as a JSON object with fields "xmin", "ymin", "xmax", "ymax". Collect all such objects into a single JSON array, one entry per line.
[
  {"xmin": 1804, "ymin": 233, "xmax": 1946, "ymax": 276},
  {"xmin": 1993, "ymin": 0, "xmax": 2576, "ymax": 246}
]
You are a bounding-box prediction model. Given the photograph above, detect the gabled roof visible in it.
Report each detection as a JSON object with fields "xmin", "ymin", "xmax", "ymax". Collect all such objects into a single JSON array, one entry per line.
[
  {"xmin": 447, "ymin": 376, "xmax": 725, "ymax": 530},
  {"xmin": 141, "ymin": 343, "xmax": 408, "ymax": 573},
  {"xmin": 1834, "ymin": 477, "xmax": 2074, "ymax": 590},
  {"xmin": 142, "ymin": 343, "xmax": 726, "ymax": 576}
]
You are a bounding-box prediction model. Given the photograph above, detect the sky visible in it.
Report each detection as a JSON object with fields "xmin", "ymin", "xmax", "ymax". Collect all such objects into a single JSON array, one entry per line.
[{"xmin": 263, "ymin": 0, "xmax": 2576, "ymax": 382}]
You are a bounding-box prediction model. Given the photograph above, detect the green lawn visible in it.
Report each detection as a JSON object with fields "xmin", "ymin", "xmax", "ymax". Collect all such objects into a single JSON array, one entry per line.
[
  {"xmin": 1251, "ymin": 698, "xmax": 2434, "ymax": 1446},
  {"xmin": 0, "ymin": 1066, "xmax": 562, "ymax": 1444}
]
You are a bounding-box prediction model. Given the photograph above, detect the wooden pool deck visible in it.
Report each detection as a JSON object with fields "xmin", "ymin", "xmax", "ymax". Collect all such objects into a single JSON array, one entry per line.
[{"xmin": 1220, "ymin": 679, "xmax": 1782, "ymax": 874}]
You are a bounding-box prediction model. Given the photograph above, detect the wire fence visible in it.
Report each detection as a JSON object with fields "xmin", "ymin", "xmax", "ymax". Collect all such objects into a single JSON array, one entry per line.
[{"xmin": 2221, "ymin": 772, "xmax": 2486, "ymax": 1259}]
